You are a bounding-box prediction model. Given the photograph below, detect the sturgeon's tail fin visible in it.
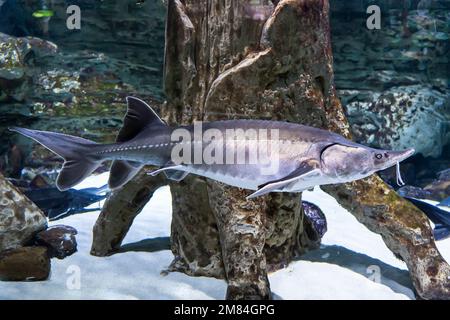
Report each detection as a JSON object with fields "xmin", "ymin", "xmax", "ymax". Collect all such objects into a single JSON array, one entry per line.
[{"xmin": 10, "ymin": 127, "xmax": 102, "ymax": 191}]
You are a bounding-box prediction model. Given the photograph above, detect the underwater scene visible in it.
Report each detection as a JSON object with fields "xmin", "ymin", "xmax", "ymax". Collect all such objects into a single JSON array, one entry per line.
[{"xmin": 0, "ymin": 0, "xmax": 449, "ymax": 303}]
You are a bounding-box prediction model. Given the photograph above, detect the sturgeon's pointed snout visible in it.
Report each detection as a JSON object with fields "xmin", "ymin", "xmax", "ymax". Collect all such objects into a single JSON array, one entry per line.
[
  {"xmin": 391, "ymin": 148, "xmax": 416, "ymax": 162},
  {"xmin": 377, "ymin": 148, "xmax": 416, "ymax": 171}
]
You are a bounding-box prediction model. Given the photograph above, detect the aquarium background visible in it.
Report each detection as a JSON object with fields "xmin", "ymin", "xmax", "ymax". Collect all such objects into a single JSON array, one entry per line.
[
  {"xmin": 0, "ymin": 0, "xmax": 449, "ymax": 190},
  {"xmin": 0, "ymin": 0, "xmax": 449, "ymax": 301}
]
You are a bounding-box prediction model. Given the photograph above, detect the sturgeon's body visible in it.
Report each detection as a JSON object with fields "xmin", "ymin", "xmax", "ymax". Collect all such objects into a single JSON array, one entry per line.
[{"xmin": 11, "ymin": 97, "xmax": 415, "ymax": 199}]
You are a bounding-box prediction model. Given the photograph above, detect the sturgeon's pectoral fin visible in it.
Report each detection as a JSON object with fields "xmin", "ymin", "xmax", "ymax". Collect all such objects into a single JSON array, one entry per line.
[
  {"xmin": 246, "ymin": 162, "xmax": 320, "ymax": 200},
  {"xmin": 108, "ymin": 160, "xmax": 143, "ymax": 189},
  {"xmin": 164, "ymin": 170, "xmax": 189, "ymax": 182}
]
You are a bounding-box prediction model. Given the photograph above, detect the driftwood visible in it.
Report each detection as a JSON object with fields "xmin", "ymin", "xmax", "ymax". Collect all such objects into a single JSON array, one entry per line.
[
  {"xmin": 91, "ymin": 0, "xmax": 450, "ymax": 299},
  {"xmin": 91, "ymin": 171, "xmax": 166, "ymax": 256}
]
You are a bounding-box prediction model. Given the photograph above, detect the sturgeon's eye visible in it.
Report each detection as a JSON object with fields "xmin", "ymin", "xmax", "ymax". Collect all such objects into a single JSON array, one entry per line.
[{"xmin": 375, "ymin": 153, "xmax": 382, "ymax": 160}]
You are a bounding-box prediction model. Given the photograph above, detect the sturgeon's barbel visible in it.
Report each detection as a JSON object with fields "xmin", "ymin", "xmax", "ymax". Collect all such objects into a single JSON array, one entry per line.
[{"xmin": 11, "ymin": 97, "xmax": 415, "ymax": 199}]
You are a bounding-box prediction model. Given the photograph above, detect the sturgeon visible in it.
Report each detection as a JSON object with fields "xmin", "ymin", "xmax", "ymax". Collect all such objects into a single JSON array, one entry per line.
[{"xmin": 11, "ymin": 97, "xmax": 415, "ymax": 199}]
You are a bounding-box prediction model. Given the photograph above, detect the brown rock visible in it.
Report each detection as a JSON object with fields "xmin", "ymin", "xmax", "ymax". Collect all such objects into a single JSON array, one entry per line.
[
  {"xmin": 35, "ymin": 225, "xmax": 78, "ymax": 259},
  {"xmin": 0, "ymin": 173, "xmax": 47, "ymax": 252},
  {"xmin": 0, "ymin": 246, "xmax": 50, "ymax": 281}
]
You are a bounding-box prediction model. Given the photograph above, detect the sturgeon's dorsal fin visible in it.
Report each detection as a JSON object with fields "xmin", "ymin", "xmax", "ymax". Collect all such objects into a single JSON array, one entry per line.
[
  {"xmin": 246, "ymin": 161, "xmax": 320, "ymax": 200},
  {"xmin": 118, "ymin": 96, "xmax": 166, "ymax": 143},
  {"xmin": 108, "ymin": 97, "xmax": 166, "ymax": 190}
]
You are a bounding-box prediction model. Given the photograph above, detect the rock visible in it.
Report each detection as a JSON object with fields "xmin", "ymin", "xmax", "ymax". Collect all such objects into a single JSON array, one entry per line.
[
  {"xmin": 424, "ymin": 171, "xmax": 450, "ymax": 201},
  {"xmin": 398, "ymin": 185, "xmax": 434, "ymax": 200},
  {"xmin": 331, "ymin": 1, "xmax": 450, "ymax": 162},
  {"xmin": 0, "ymin": 173, "xmax": 47, "ymax": 252},
  {"xmin": 398, "ymin": 169, "xmax": 450, "ymax": 202},
  {"xmin": 0, "ymin": 0, "xmax": 167, "ymax": 171},
  {"xmin": 29, "ymin": 174, "xmax": 51, "ymax": 188},
  {"xmin": 0, "ymin": 246, "xmax": 50, "ymax": 281},
  {"xmin": 35, "ymin": 225, "xmax": 77, "ymax": 259},
  {"xmin": 437, "ymin": 169, "xmax": 450, "ymax": 180},
  {"xmin": 302, "ymin": 201, "xmax": 327, "ymax": 239},
  {"xmin": 0, "ymin": 33, "xmax": 57, "ymax": 101},
  {"xmin": 344, "ymin": 85, "xmax": 450, "ymax": 158},
  {"xmin": 0, "ymin": 28, "xmax": 162, "ymax": 173}
]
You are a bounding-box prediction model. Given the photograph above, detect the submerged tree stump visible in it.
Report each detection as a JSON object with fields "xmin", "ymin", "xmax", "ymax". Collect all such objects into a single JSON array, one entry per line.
[{"xmin": 92, "ymin": 0, "xmax": 450, "ymax": 299}]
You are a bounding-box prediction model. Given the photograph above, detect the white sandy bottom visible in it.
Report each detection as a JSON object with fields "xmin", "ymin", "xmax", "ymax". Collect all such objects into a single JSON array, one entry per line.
[{"xmin": 1, "ymin": 172, "xmax": 449, "ymax": 300}]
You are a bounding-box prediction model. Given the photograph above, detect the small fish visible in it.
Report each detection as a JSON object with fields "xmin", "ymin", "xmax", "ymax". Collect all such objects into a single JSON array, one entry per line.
[
  {"xmin": 11, "ymin": 97, "xmax": 415, "ymax": 200},
  {"xmin": 32, "ymin": 9, "xmax": 54, "ymax": 18}
]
